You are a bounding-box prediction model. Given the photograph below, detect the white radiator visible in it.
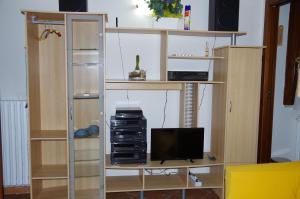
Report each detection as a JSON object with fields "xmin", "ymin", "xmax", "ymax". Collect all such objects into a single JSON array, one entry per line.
[{"xmin": 0, "ymin": 100, "xmax": 29, "ymax": 186}]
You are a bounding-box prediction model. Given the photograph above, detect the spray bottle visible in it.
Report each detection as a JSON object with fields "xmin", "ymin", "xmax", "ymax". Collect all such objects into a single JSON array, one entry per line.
[{"xmin": 184, "ymin": 5, "xmax": 191, "ymax": 30}]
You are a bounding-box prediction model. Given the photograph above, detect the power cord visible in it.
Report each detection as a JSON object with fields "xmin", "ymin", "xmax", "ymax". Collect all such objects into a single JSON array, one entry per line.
[
  {"xmin": 199, "ymin": 36, "xmax": 217, "ymax": 108},
  {"xmin": 162, "ymin": 90, "xmax": 168, "ymax": 128},
  {"xmin": 117, "ymin": 30, "xmax": 130, "ymax": 102}
]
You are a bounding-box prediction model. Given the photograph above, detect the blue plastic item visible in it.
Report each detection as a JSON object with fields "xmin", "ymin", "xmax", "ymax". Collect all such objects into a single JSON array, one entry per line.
[
  {"xmin": 74, "ymin": 128, "xmax": 90, "ymax": 138},
  {"xmin": 88, "ymin": 125, "xmax": 99, "ymax": 136}
]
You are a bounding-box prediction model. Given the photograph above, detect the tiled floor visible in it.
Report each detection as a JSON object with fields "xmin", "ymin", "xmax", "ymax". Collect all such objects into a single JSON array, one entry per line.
[{"xmin": 5, "ymin": 190, "xmax": 220, "ymax": 199}]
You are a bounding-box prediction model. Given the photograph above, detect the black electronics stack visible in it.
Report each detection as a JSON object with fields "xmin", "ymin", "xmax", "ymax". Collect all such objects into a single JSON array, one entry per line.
[{"xmin": 110, "ymin": 108, "xmax": 147, "ymax": 164}]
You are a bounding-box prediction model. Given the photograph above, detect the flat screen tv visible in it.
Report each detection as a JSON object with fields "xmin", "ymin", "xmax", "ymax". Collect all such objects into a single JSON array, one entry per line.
[{"xmin": 151, "ymin": 128, "xmax": 204, "ymax": 162}]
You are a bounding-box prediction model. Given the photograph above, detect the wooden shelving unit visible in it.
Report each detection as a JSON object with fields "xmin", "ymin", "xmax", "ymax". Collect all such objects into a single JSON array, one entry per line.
[
  {"xmin": 25, "ymin": 11, "xmax": 263, "ymax": 199},
  {"xmin": 24, "ymin": 11, "xmax": 106, "ymax": 199},
  {"xmin": 168, "ymin": 55, "xmax": 224, "ymax": 60},
  {"xmin": 104, "ymin": 27, "xmax": 263, "ymax": 199}
]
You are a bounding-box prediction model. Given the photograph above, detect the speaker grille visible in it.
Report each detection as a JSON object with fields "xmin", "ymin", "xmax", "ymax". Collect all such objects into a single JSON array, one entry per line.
[
  {"xmin": 209, "ymin": 0, "xmax": 239, "ymax": 31},
  {"xmin": 59, "ymin": 0, "xmax": 87, "ymax": 12}
]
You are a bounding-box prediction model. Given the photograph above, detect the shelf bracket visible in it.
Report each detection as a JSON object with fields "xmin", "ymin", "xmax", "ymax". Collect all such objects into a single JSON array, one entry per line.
[{"xmin": 231, "ymin": 33, "xmax": 237, "ymax": 46}]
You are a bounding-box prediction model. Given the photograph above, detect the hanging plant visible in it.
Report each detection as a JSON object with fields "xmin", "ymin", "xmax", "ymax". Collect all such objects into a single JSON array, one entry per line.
[{"xmin": 145, "ymin": 0, "xmax": 183, "ymax": 21}]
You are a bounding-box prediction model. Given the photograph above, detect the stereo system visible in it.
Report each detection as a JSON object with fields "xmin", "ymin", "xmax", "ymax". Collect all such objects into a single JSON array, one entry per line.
[
  {"xmin": 209, "ymin": 0, "xmax": 240, "ymax": 31},
  {"xmin": 168, "ymin": 71, "xmax": 209, "ymax": 81},
  {"xmin": 110, "ymin": 108, "xmax": 147, "ymax": 164}
]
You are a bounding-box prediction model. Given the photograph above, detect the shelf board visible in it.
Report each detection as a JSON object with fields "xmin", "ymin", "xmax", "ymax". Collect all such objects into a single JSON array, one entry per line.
[
  {"xmin": 144, "ymin": 174, "xmax": 186, "ymax": 191},
  {"xmin": 73, "ymin": 94, "xmax": 99, "ymax": 100},
  {"xmin": 31, "ymin": 130, "xmax": 67, "ymax": 141},
  {"xmin": 74, "ymin": 136, "xmax": 100, "ymax": 140},
  {"xmin": 106, "ymin": 27, "xmax": 246, "ymax": 37},
  {"xmin": 75, "ymin": 150, "xmax": 99, "ymax": 162},
  {"xmin": 106, "ymin": 153, "xmax": 224, "ymax": 169},
  {"xmin": 36, "ymin": 186, "xmax": 68, "ymax": 199},
  {"xmin": 105, "ymin": 80, "xmax": 223, "ymax": 90},
  {"xmin": 75, "ymin": 189, "xmax": 99, "ymax": 199},
  {"xmin": 106, "ymin": 176, "xmax": 143, "ymax": 193},
  {"xmin": 188, "ymin": 173, "xmax": 224, "ymax": 189},
  {"xmin": 168, "ymin": 55, "xmax": 224, "ymax": 60},
  {"xmin": 73, "ymin": 63, "xmax": 99, "ymax": 67},
  {"xmin": 75, "ymin": 162, "xmax": 99, "ymax": 177},
  {"xmin": 32, "ymin": 165, "xmax": 68, "ymax": 180}
]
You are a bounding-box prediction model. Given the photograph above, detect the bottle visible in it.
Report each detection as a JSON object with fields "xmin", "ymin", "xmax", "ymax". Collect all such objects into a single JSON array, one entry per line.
[
  {"xmin": 184, "ymin": 5, "xmax": 191, "ymax": 30},
  {"xmin": 205, "ymin": 42, "xmax": 209, "ymax": 57}
]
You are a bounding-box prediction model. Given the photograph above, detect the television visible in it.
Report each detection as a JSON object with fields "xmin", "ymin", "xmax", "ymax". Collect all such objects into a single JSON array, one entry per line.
[{"xmin": 151, "ymin": 128, "xmax": 204, "ymax": 162}]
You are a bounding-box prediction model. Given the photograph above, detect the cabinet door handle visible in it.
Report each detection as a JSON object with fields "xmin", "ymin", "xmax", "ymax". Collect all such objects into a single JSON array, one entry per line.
[{"xmin": 70, "ymin": 107, "xmax": 73, "ymax": 120}]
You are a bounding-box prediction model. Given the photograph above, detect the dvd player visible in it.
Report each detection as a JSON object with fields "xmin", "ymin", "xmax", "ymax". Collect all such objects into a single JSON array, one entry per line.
[
  {"xmin": 115, "ymin": 107, "xmax": 143, "ymax": 119},
  {"xmin": 168, "ymin": 71, "xmax": 209, "ymax": 81}
]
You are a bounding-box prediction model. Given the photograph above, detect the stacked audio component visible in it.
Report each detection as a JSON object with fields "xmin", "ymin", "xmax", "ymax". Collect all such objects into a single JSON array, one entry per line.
[{"xmin": 110, "ymin": 108, "xmax": 147, "ymax": 164}]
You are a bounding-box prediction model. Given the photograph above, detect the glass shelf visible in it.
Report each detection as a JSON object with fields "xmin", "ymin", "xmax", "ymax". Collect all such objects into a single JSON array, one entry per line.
[
  {"xmin": 73, "ymin": 63, "xmax": 100, "ymax": 67},
  {"xmin": 73, "ymin": 93, "xmax": 99, "ymax": 100}
]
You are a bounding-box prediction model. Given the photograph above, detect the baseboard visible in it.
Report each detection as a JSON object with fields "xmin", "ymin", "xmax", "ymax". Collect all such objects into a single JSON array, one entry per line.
[{"xmin": 4, "ymin": 186, "xmax": 30, "ymax": 195}]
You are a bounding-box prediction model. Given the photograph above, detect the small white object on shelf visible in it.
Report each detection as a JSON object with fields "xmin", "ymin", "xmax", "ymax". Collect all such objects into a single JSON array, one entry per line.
[{"xmin": 189, "ymin": 174, "xmax": 203, "ymax": 187}]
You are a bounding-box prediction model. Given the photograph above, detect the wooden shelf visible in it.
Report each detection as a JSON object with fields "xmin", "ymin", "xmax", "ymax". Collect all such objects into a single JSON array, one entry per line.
[
  {"xmin": 74, "ymin": 136, "xmax": 100, "ymax": 140},
  {"xmin": 105, "ymin": 80, "xmax": 223, "ymax": 90},
  {"xmin": 36, "ymin": 186, "xmax": 68, "ymax": 199},
  {"xmin": 106, "ymin": 176, "xmax": 143, "ymax": 193},
  {"xmin": 75, "ymin": 189, "xmax": 99, "ymax": 199},
  {"xmin": 144, "ymin": 174, "xmax": 186, "ymax": 191},
  {"xmin": 168, "ymin": 55, "xmax": 224, "ymax": 60},
  {"xmin": 106, "ymin": 27, "xmax": 246, "ymax": 37},
  {"xmin": 106, "ymin": 153, "xmax": 224, "ymax": 169},
  {"xmin": 75, "ymin": 150, "xmax": 99, "ymax": 162},
  {"xmin": 32, "ymin": 165, "xmax": 68, "ymax": 180},
  {"xmin": 31, "ymin": 130, "xmax": 67, "ymax": 141},
  {"xmin": 75, "ymin": 162, "xmax": 99, "ymax": 177},
  {"xmin": 188, "ymin": 173, "xmax": 223, "ymax": 189}
]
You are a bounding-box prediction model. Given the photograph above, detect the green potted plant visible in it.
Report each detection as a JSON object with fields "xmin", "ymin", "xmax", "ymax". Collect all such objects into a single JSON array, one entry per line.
[
  {"xmin": 145, "ymin": 0, "xmax": 184, "ymax": 21},
  {"xmin": 129, "ymin": 55, "xmax": 146, "ymax": 81}
]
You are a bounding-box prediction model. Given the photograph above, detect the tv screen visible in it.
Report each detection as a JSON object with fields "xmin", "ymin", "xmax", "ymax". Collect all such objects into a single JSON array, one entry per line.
[{"xmin": 151, "ymin": 128, "xmax": 204, "ymax": 161}]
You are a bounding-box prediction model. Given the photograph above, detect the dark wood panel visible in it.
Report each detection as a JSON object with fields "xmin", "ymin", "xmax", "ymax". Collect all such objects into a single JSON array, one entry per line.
[
  {"xmin": 283, "ymin": 0, "xmax": 300, "ymax": 105},
  {"xmin": 0, "ymin": 116, "xmax": 4, "ymax": 199},
  {"xmin": 258, "ymin": 0, "xmax": 280, "ymax": 163}
]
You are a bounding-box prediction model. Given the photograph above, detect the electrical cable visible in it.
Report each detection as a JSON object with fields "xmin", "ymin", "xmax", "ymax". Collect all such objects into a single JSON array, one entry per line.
[
  {"xmin": 199, "ymin": 36, "xmax": 217, "ymax": 109},
  {"xmin": 117, "ymin": 30, "xmax": 130, "ymax": 102},
  {"xmin": 162, "ymin": 90, "xmax": 168, "ymax": 128}
]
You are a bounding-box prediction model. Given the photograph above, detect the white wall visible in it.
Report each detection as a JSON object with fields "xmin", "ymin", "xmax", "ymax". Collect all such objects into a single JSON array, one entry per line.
[
  {"xmin": 0, "ymin": 0, "xmax": 265, "ymax": 184},
  {"xmin": 271, "ymin": 3, "xmax": 300, "ymax": 161},
  {"xmin": 0, "ymin": 0, "xmax": 265, "ymax": 99}
]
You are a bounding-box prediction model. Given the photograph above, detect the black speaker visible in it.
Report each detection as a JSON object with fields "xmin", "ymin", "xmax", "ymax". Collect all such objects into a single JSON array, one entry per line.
[
  {"xmin": 59, "ymin": 0, "xmax": 87, "ymax": 12},
  {"xmin": 209, "ymin": 0, "xmax": 240, "ymax": 31}
]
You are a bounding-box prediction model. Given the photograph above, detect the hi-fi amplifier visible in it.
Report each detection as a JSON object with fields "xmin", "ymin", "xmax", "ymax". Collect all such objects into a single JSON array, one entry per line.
[{"xmin": 168, "ymin": 71, "xmax": 209, "ymax": 81}]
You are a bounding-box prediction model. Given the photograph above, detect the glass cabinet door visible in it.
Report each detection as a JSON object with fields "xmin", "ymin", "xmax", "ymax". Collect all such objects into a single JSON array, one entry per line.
[{"xmin": 67, "ymin": 15, "xmax": 105, "ymax": 199}]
